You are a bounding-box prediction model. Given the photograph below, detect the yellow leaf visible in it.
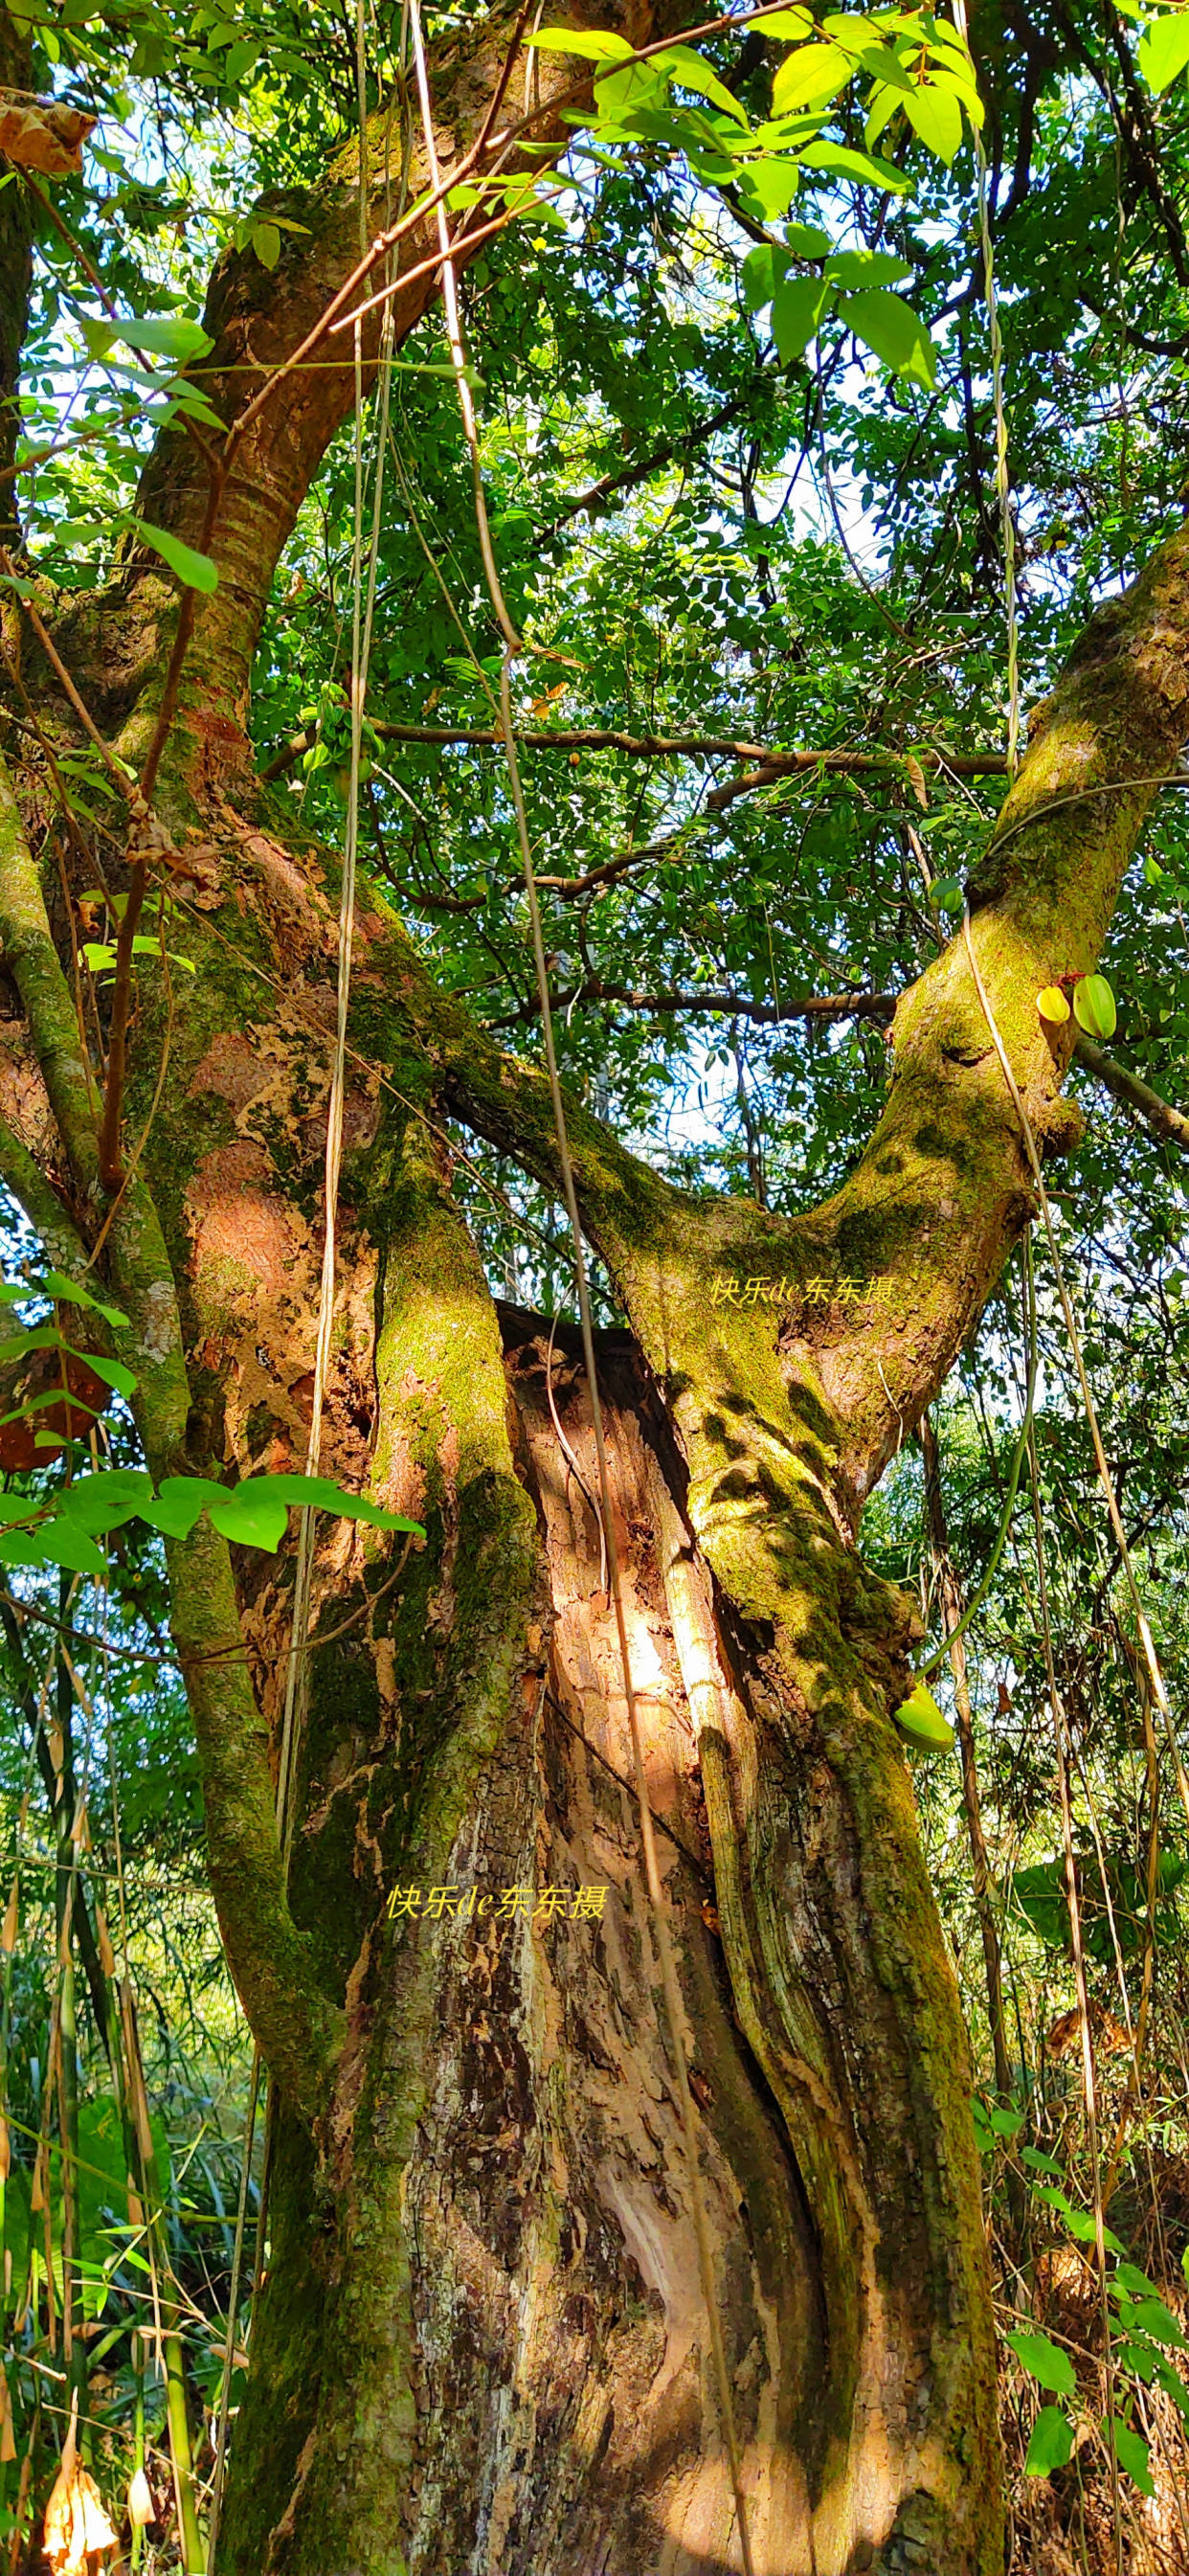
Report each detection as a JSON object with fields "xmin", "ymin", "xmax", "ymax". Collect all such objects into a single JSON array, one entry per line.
[
  {"xmin": 906, "ymin": 753, "xmax": 927, "ymax": 809},
  {"xmin": 1036, "ymin": 984, "xmax": 1070, "ymax": 1026},
  {"xmin": 1, "ymin": 1876, "xmax": 16, "ymax": 1953}
]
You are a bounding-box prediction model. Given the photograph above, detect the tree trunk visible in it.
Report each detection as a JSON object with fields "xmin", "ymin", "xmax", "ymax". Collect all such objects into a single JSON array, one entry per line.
[
  {"xmin": 216, "ymin": 1286, "xmax": 997, "ymax": 2576},
  {"xmin": 5, "ymin": 8, "xmax": 1189, "ymax": 2567}
]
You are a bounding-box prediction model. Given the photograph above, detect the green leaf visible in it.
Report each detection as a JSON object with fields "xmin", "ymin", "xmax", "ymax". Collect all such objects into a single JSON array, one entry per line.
[
  {"xmin": 1072, "ymin": 973, "xmax": 1116, "ymax": 1039},
  {"xmin": 1021, "ymin": 2147, "xmax": 1066, "ymax": 2176},
  {"xmin": 527, "ymin": 27, "xmax": 634, "ymax": 57},
  {"xmin": 110, "ymin": 315, "xmax": 214, "ymax": 363},
  {"xmin": 142, "ymin": 1477, "xmax": 229, "ymax": 1540},
  {"xmin": 741, "ymin": 241, "xmax": 787, "ymax": 312},
  {"xmin": 75, "ymin": 1351, "xmax": 137, "ymax": 1399},
  {"xmin": 659, "ymin": 45, "xmax": 749, "ymax": 124},
  {"xmin": 1063, "ymin": 2206, "xmax": 1124, "ymax": 2253},
  {"xmin": 773, "ymin": 41, "xmax": 852, "ymax": 113},
  {"xmin": 824, "ymin": 248, "xmax": 913, "ymax": 286},
  {"xmin": 1108, "ymin": 2417, "xmax": 1155, "ymax": 2497},
  {"xmin": 971, "ymin": 2095, "xmax": 996, "ymax": 2153},
  {"xmin": 1010, "ymin": 1858, "xmax": 1069, "ymax": 1950},
  {"xmin": 892, "ymin": 1680, "xmax": 954, "ymax": 1751},
  {"xmin": 737, "ymin": 158, "xmax": 802, "ymax": 219},
  {"xmin": 797, "ymin": 139, "xmax": 911, "ymax": 192},
  {"xmin": 1155, "ymin": 2354, "xmax": 1189, "ymax": 2423},
  {"xmin": 53, "ymin": 1470, "xmax": 155, "ymax": 1535},
  {"xmin": 1114, "ymin": 2262, "xmax": 1160, "ymax": 2299},
  {"xmin": 0, "ymin": 1532, "xmax": 52, "ymax": 1569},
  {"xmin": 207, "ymin": 1483, "xmax": 290, "ymax": 1552},
  {"xmin": 42, "ymin": 1272, "xmax": 126, "ymax": 1327},
  {"xmin": 1004, "ymin": 2329, "xmax": 1076, "ymax": 2399},
  {"xmin": 251, "ymin": 220, "xmax": 281, "ymax": 269},
  {"xmin": 931, "ymin": 876, "xmax": 964, "ymax": 913},
  {"xmin": 79, "ymin": 316, "xmax": 116, "ymax": 360},
  {"xmin": 839, "ymin": 287, "xmax": 935, "ymax": 388},
  {"xmin": 33, "ymin": 1524, "xmax": 107, "ymax": 1577},
  {"xmin": 752, "ymin": 7, "xmax": 815, "ymax": 34},
  {"xmin": 784, "ymin": 219, "xmax": 834, "ymax": 258},
  {"xmin": 1024, "ymin": 2404, "xmax": 1075, "ymax": 2475},
  {"xmin": 904, "ymin": 80, "xmax": 964, "ymax": 163},
  {"xmin": 771, "ymin": 276, "xmax": 828, "ymax": 361},
  {"xmin": 0, "ymin": 1324, "xmax": 68, "ymax": 1364},
  {"xmin": 1117, "ymin": 2294, "xmax": 1186, "ymax": 2350},
  {"xmin": 1137, "ymin": 11, "xmax": 1189, "ymax": 91},
  {"xmin": 254, "ymin": 1473, "xmax": 423, "ymax": 1532},
  {"xmin": 133, "ymin": 520, "xmax": 219, "ymax": 594}
]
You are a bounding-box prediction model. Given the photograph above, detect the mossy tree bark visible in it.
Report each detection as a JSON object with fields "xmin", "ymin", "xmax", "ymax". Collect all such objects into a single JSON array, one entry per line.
[{"xmin": 3, "ymin": 5, "xmax": 1189, "ymax": 2566}]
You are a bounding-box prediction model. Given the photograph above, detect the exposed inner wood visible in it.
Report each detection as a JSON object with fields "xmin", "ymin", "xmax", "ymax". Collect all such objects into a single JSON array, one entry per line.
[{"xmin": 402, "ymin": 1308, "xmax": 826, "ymax": 2575}]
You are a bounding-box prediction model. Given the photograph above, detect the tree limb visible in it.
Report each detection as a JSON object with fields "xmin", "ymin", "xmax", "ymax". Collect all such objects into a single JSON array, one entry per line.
[
  {"xmin": 263, "ymin": 717, "xmax": 1009, "ymax": 787},
  {"xmin": 1074, "ymin": 1030, "xmax": 1189, "ymax": 1155},
  {"xmin": 123, "ymin": 0, "xmax": 700, "ymax": 765},
  {"xmin": 499, "ymin": 978, "xmax": 895, "ymax": 1028}
]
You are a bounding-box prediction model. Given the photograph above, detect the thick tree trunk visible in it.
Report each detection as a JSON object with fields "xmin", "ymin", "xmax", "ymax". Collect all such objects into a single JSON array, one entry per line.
[{"xmin": 220, "ymin": 1294, "xmax": 995, "ymax": 2576}]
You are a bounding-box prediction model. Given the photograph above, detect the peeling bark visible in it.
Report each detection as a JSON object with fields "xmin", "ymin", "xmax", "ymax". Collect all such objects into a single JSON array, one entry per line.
[{"xmin": 225, "ymin": 1309, "xmax": 995, "ymax": 2576}]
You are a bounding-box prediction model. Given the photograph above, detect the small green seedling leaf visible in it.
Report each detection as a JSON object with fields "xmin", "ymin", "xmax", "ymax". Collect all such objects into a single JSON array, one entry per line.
[
  {"xmin": 1072, "ymin": 973, "xmax": 1116, "ymax": 1040},
  {"xmin": 1004, "ymin": 2329, "xmax": 1076, "ymax": 2399},
  {"xmin": 892, "ymin": 1680, "xmax": 954, "ymax": 1752},
  {"xmin": 1024, "ymin": 2403, "xmax": 1074, "ymax": 2475}
]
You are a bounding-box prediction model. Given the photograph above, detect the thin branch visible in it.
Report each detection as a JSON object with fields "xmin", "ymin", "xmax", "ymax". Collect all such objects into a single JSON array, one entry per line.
[
  {"xmin": 499, "ymin": 977, "xmax": 895, "ymax": 1029},
  {"xmin": 536, "ymin": 378, "xmax": 774, "ymax": 542},
  {"xmin": 1074, "ymin": 1032, "xmax": 1189, "ymax": 1156},
  {"xmin": 262, "ymin": 719, "xmax": 1009, "ymax": 786}
]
